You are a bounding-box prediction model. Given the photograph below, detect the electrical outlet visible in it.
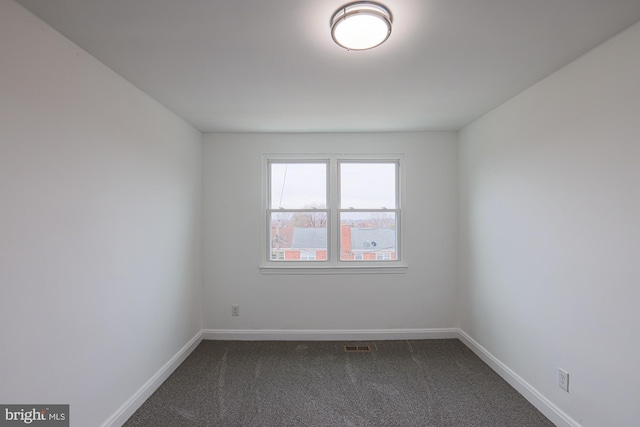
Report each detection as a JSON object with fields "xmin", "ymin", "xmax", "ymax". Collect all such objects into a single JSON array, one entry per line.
[
  {"xmin": 231, "ymin": 305, "xmax": 240, "ymax": 316},
  {"xmin": 558, "ymin": 368, "xmax": 569, "ymax": 392}
]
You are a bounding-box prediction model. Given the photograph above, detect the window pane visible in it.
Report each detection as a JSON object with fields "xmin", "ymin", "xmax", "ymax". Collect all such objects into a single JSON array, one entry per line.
[
  {"xmin": 270, "ymin": 212, "xmax": 327, "ymax": 261},
  {"xmin": 340, "ymin": 211, "xmax": 397, "ymax": 261},
  {"xmin": 340, "ymin": 162, "xmax": 396, "ymax": 209},
  {"xmin": 270, "ymin": 163, "xmax": 327, "ymax": 209}
]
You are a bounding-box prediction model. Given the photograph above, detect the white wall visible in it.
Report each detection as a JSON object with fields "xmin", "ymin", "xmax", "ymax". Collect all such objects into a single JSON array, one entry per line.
[
  {"xmin": 203, "ymin": 132, "xmax": 458, "ymax": 334},
  {"xmin": 459, "ymin": 21, "xmax": 640, "ymax": 427},
  {"xmin": 0, "ymin": 2, "xmax": 202, "ymax": 426}
]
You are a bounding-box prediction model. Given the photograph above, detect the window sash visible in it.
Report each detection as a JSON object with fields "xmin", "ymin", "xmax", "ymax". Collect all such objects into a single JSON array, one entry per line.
[
  {"xmin": 337, "ymin": 159, "xmax": 400, "ymax": 210},
  {"xmin": 338, "ymin": 209, "xmax": 400, "ymax": 262},
  {"xmin": 267, "ymin": 160, "xmax": 329, "ymax": 210},
  {"xmin": 268, "ymin": 209, "xmax": 329, "ymax": 262},
  {"xmin": 338, "ymin": 160, "xmax": 399, "ymax": 209}
]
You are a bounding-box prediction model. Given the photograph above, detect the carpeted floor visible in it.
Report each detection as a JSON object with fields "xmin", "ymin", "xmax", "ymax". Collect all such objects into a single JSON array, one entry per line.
[{"xmin": 124, "ymin": 339, "xmax": 554, "ymax": 426}]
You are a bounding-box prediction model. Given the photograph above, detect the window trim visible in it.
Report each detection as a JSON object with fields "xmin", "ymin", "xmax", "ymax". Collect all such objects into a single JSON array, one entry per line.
[{"xmin": 261, "ymin": 153, "xmax": 407, "ymax": 274}]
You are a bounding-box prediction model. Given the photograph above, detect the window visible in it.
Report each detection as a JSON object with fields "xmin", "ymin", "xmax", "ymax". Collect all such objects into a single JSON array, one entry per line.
[
  {"xmin": 268, "ymin": 161, "xmax": 328, "ymax": 263},
  {"xmin": 264, "ymin": 155, "xmax": 403, "ymax": 270},
  {"xmin": 339, "ymin": 161, "xmax": 399, "ymax": 262},
  {"xmin": 300, "ymin": 251, "xmax": 317, "ymax": 260}
]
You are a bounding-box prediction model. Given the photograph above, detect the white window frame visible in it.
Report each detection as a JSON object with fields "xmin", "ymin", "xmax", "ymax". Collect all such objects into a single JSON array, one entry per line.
[{"xmin": 261, "ymin": 153, "xmax": 407, "ymax": 274}]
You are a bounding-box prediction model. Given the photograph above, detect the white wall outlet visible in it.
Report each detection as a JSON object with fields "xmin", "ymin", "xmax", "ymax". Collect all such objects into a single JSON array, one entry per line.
[
  {"xmin": 558, "ymin": 368, "xmax": 569, "ymax": 392},
  {"xmin": 231, "ymin": 304, "xmax": 240, "ymax": 316}
]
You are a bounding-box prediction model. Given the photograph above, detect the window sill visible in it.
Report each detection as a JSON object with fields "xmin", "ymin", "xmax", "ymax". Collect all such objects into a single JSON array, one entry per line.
[{"xmin": 259, "ymin": 263, "xmax": 408, "ymax": 275}]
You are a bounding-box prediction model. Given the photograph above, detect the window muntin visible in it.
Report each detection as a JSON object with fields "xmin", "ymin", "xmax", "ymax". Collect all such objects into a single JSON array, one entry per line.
[{"xmin": 266, "ymin": 156, "xmax": 401, "ymax": 266}]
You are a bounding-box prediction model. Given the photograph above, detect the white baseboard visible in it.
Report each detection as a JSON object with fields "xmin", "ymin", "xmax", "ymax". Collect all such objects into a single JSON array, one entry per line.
[
  {"xmin": 457, "ymin": 329, "xmax": 580, "ymax": 427},
  {"xmin": 201, "ymin": 328, "xmax": 459, "ymax": 341},
  {"xmin": 104, "ymin": 328, "xmax": 578, "ymax": 427},
  {"xmin": 101, "ymin": 331, "xmax": 203, "ymax": 427}
]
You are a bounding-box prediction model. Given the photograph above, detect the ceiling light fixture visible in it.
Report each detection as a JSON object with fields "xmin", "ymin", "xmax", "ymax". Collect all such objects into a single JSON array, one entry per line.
[{"xmin": 330, "ymin": 1, "xmax": 393, "ymax": 51}]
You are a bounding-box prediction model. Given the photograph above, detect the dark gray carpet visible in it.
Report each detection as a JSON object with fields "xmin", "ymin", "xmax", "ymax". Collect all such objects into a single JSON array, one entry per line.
[{"xmin": 124, "ymin": 339, "xmax": 554, "ymax": 426}]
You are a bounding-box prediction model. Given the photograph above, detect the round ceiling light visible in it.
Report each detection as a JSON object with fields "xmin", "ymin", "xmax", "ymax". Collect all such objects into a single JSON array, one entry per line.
[{"xmin": 330, "ymin": 1, "xmax": 393, "ymax": 51}]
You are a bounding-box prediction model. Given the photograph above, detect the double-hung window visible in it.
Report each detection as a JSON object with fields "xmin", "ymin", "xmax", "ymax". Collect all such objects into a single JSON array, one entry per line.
[
  {"xmin": 268, "ymin": 160, "xmax": 329, "ymax": 262},
  {"xmin": 264, "ymin": 155, "xmax": 403, "ymax": 271},
  {"xmin": 338, "ymin": 161, "xmax": 399, "ymax": 262}
]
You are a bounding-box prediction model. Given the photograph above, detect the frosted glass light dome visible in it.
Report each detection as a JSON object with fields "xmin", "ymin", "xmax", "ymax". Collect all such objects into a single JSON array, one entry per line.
[{"xmin": 331, "ymin": 2, "xmax": 392, "ymax": 51}]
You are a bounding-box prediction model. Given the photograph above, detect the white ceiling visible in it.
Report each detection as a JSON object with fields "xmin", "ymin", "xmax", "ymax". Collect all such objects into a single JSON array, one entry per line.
[{"xmin": 16, "ymin": 0, "xmax": 640, "ymax": 133}]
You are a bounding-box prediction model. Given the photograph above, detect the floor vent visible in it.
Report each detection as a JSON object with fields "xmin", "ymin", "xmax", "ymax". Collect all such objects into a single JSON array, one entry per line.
[{"xmin": 344, "ymin": 345, "xmax": 371, "ymax": 352}]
